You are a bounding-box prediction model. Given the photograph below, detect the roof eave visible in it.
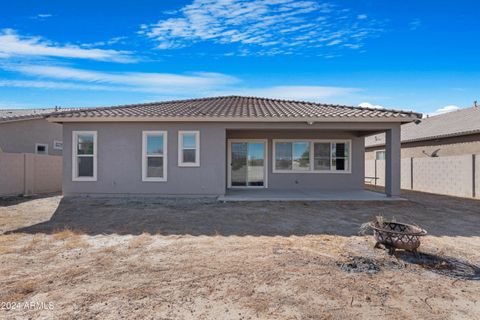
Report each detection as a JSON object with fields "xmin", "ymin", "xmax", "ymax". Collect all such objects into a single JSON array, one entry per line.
[
  {"xmin": 365, "ymin": 129, "xmax": 480, "ymax": 148},
  {"xmin": 47, "ymin": 115, "xmax": 420, "ymax": 124},
  {"xmin": 0, "ymin": 116, "xmax": 46, "ymax": 124}
]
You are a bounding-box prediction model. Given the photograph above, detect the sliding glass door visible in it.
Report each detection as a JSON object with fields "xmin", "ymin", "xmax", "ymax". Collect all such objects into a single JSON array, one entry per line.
[{"xmin": 229, "ymin": 140, "xmax": 267, "ymax": 188}]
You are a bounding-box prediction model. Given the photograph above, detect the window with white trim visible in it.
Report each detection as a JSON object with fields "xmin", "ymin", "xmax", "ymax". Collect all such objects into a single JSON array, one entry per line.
[
  {"xmin": 72, "ymin": 131, "xmax": 97, "ymax": 181},
  {"xmin": 142, "ymin": 131, "xmax": 167, "ymax": 181},
  {"xmin": 35, "ymin": 143, "xmax": 48, "ymax": 155},
  {"xmin": 178, "ymin": 131, "xmax": 200, "ymax": 167},
  {"xmin": 273, "ymin": 140, "xmax": 351, "ymax": 173}
]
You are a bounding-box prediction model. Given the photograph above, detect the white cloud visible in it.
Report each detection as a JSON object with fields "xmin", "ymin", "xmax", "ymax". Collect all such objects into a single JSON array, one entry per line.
[
  {"xmin": 0, "ymin": 79, "xmax": 127, "ymax": 91},
  {"xmin": 425, "ymin": 105, "xmax": 460, "ymax": 117},
  {"xmin": 358, "ymin": 102, "xmax": 384, "ymax": 109},
  {"xmin": 1, "ymin": 63, "xmax": 361, "ymax": 101},
  {"xmin": 81, "ymin": 36, "xmax": 127, "ymax": 48},
  {"xmin": 409, "ymin": 18, "xmax": 421, "ymax": 31},
  {"xmin": 2, "ymin": 64, "xmax": 239, "ymax": 93},
  {"xmin": 0, "ymin": 29, "xmax": 135, "ymax": 63},
  {"xmin": 30, "ymin": 13, "xmax": 53, "ymax": 20},
  {"xmin": 141, "ymin": 0, "xmax": 383, "ymax": 55}
]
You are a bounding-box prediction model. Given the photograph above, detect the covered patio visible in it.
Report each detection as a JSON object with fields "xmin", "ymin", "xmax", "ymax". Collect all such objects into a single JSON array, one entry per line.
[
  {"xmin": 225, "ymin": 124, "xmax": 403, "ymax": 199},
  {"xmin": 218, "ymin": 188, "xmax": 404, "ymax": 201}
]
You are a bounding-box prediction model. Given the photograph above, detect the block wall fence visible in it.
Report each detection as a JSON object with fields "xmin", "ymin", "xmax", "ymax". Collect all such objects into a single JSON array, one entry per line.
[
  {"xmin": 366, "ymin": 154, "xmax": 479, "ymax": 199},
  {"xmin": 0, "ymin": 153, "xmax": 62, "ymax": 196}
]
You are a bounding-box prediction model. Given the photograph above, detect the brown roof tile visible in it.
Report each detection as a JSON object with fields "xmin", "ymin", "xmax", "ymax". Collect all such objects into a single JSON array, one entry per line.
[{"xmin": 49, "ymin": 96, "xmax": 421, "ymax": 122}]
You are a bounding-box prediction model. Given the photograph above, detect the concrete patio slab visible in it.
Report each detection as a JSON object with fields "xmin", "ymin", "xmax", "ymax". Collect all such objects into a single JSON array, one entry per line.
[{"xmin": 218, "ymin": 189, "xmax": 405, "ymax": 202}]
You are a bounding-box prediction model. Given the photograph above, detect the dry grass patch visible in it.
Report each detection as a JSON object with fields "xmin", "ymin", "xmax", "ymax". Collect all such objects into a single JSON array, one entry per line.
[
  {"xmin": 93, "ymin": 253, "xmax": 115, "ymax": 269},
  {"xmin": 0, "ymin": 193, "xmax": 479, "ymax": 319},
  {"xmin": 51, "ymin": 228, "xmax": 89, "ymax": 249},
  {"xmin": 64, "ymin": 234, "xmax": 89, "ymax": 249},
  {"xmin": 20, "ymin": 234, "xmax": 46, "ymax": 253},
  {"xmin": 52, "ymin": 228, "xmax": 78, "ymax": 240},
  {"xmin": 0, "ymin": 233, "xmax": 24, "ymax": 254},
  {"xmin": 0, "ymin": 279, "xmax": 39, "ymax": 302},
  {"xmin": 128, "ymin": 232, "xmax": 153, "ymax": 249}
]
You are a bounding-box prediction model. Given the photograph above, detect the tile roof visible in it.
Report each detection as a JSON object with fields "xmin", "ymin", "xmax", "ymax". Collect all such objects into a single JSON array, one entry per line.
[
  {"xmin": 49, "ymin": 96, "xmax": 421, "ymax": 122},
  {"xmin": 0, "ymin": 107, "xmax": 77, "ymax": 123},
  {"xmin": 365, "ymin": 106, "xmax": 480, "ymax": 147}
]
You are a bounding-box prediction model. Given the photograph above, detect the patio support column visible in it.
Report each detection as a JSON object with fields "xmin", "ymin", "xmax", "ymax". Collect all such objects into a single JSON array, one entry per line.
[{"xmin": 385, "ymin": 125, "xmax": 401, "ymax": 197}]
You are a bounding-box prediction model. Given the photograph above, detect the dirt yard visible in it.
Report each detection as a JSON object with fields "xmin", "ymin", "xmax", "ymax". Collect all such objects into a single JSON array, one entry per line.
[{"xmin": 0, "ymin": 191, "xmax": 479, "ymax": 319}]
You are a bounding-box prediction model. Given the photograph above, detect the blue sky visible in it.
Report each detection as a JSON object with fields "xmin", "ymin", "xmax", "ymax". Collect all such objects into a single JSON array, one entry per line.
[{"xmin": 0, "ymin": 0, "xmax": 479, "ymax": 115}]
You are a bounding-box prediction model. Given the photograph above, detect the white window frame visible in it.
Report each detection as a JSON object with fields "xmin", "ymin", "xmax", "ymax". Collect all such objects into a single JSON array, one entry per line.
[
  {"xmin": 53, "ymin": 140, "xmax": 63, "ymax": 150},
  {"xmin": 227, "ymin": 139, "xmax": 269, "ymax": 189},
  {"xmin": 35, "ymin": 143, "xmax": 48, "ymax": 155},
  {"xmin": 72, "ymin": 131, "xmax": 97, "ymax": 181},
  {"xmin": 178, "ymin": 130, "xmax": 200, "ymax": 167},
  {"xmin": 272, "ymin": 139, "xmax": 352, "ymax": 174},
  {"xmin": 142, "ymin": 131, "xmax": 167, "ymax": 182}
]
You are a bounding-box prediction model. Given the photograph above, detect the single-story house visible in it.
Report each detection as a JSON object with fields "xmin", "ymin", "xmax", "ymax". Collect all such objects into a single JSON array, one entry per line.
[
  {"xmin": 47, "ymin": 96, "xmax": 421, "ymax": 198},
  {"xmin": 365, "ymin": 105, "xmax": 480, "ymax": 159},
  {"xmin": 0, "ymin": 108, "xmax": 74, "ymax": 155}
]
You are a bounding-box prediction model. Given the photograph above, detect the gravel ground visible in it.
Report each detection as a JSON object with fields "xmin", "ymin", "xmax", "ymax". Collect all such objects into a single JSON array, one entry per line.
[{"xmin": 0, "ymin": 191, "xmax": 479, "ymax": 319}]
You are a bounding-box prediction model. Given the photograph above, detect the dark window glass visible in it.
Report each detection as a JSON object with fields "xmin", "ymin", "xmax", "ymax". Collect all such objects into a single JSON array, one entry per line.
[
  {"xmin": 37, "ymin": 145, "xmax": 47, "ymax": 154},
  {"xmin": 332, "ymin": 143, "xmax": 349, "ymax": 171},
  {"xmin": 78, "ymin": 157, "xmax": 94, "ymax": 177},
  {"xmin": 182, "ymin": 149, "xmax": 196, "ymax": 163},
  {"xmin": 147, "ymin": 157, "xmax": 163, "ymax": 178}
]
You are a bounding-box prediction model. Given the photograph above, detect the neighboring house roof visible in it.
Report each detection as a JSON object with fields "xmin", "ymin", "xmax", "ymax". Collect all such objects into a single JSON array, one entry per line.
[
  {"xmin": 365, "ymin": 106, "xmax": 480, "ymax": 147},
  {"xmin": 0, "ymin": 107, "xmax": 77, "ymax": 123},
  {"xmin": 48, "ymin": 96, "xmax": 421, "ymax": 123}
]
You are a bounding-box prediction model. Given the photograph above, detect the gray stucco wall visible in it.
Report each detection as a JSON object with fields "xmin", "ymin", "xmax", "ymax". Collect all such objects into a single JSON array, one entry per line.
[
  {"xmin": 0, "ymin": 118, "xmax": 63, "ymax": 156},
  {"xmin": 62, "ymin": 122, "xmax": 399, "ymax": 196},
  {"xmin": 62, "ymin": 123, "xmax": 226, "ymax": 196}
]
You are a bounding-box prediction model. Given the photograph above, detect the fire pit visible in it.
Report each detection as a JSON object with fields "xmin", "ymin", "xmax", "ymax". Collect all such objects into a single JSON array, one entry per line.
[{"xmin": 370, "ymin": 221, "xmax": 427, "ymax": 255}]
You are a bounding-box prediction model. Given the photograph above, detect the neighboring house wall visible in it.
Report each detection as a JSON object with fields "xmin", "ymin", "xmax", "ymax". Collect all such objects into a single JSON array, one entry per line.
[
  {"xmin": 0, "ymin": 118, "xmax": 63, "ymax": 155},
  {"xmin": 0, "ymin": 153, "xmax": 62, "ymax": 196},
  {"xmin": 366, "ymin": 133, "xmax": 480, "ymax": 160},
  {"xmin": 62, "ymin": 122, "xmax": 389, "ymax": 196}
]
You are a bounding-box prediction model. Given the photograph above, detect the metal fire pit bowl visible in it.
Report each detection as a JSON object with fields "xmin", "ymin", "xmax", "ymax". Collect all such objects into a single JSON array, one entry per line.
[{"xmin": 370, "ymin": 221, "xmax": 427, "ymax": 255}]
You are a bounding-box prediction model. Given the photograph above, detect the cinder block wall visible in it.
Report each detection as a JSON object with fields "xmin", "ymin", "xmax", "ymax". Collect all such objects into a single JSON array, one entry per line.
[
  {"xmin": 365, "ymin": 154, "xmax": 479, "ymax": 199},
  {"xmin": 365, "ymin": 160, "xmax": 376, "ymax": 181},
  {"xmin": 413, "ymin": 155, "xmax": 473, "ymax": 198},
  {"xmin": 377, "ymin": 161, "xmax": 385, "ymax": 186},
  {"xmin": 401, "ymin": 158, "xmax": 412, "ymax": 190},
  {"xmin": 476, "ymin": 155, "xmax": 480, "ymax": 199}
]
